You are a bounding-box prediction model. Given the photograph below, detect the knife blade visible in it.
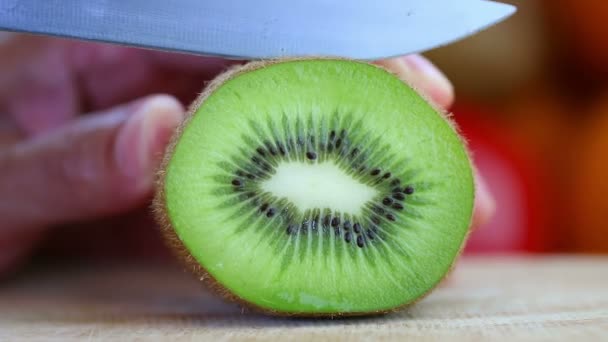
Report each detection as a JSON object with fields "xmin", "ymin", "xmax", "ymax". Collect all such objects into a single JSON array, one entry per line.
[{"xmin": 0, "ymin": 0, "xmax": 516, "ymax": 60}]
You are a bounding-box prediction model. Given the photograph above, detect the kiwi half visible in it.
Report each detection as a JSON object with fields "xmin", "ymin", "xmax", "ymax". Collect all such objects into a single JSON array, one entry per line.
[{"xmin": 154, "ymin": 59, "xmax": 474, "ymax": 316}]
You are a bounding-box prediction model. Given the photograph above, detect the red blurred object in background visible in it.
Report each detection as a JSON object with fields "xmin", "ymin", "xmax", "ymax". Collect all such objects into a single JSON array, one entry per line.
[{"xmin": 454, "ymin": 103, "xmax": 552, "ymax": 254}]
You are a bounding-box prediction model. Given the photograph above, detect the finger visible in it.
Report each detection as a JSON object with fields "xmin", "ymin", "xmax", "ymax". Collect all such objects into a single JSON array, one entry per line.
[
  {"xmin": 471, "ymin": 171, "xmax": 496, "ymax": 230},
  {"xmin": 146, "ymin": 51, "xmax": 243, "ymax": 74},
  {"xmin": 0, "ymin": 95, "xmax": 183, "ymax": 232},
  {"xmin": 68, "ymin": 42, "xmax": 240, "ymax": 75},
  {"xmin": 375, "ymin": 54, "xmax": 455, "ymax": 109},
  {"xmin": 69, "ymin": 43, "xmax": 240, "ymax": 110},
  {"xmin": 0, "ymin": 119, "xmax": 22, "ymax": 147},
  {"xmin": 0, "ymin": 35, "xmax": 79, "ymax": 136}
]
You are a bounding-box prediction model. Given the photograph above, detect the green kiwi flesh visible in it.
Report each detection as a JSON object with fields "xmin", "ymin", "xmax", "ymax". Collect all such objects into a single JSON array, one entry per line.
[{"xmin": 156, "ymin": 59, "xmax": 475, "ymax": 316}]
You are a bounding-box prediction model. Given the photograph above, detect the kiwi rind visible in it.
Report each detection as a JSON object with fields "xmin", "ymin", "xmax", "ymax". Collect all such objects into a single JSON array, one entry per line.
[{"xmin": 153, "ymin": 58, "xmax": 475, "ymax": 317}]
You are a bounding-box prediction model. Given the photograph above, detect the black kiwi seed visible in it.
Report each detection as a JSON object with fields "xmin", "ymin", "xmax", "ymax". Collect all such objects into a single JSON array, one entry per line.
[
  {"xmin": 256, "ymin": 147, "xmax": 266, "ymax": 156},
  {"xmin": 353, "ymin": 223, "xmax": 362, "ymax": 233},
  {"xmin": 344, "ymin": 232, "xmax": 352, "ymax": 243},
  {"xmin": 393, "ymin": 193, "xmax": 405, "ymax": 201},
  {"xmin": 335, "ymin": 139, "xmax": 342, "ymax": 148},
  {"xmin": 367, "ymin": 230, "xmax": 375, "ymax": 240},
  {"xmin": 277, "ymin": 142, "xmax": 286, "ymax": 155},
  {"xmin": 382, "ymin": 197, "xmax": 393, "ymax": 206},
  {"xmin": 392, "ymin": 203, "xmax": 404, "ymax": 210},
  {"xmin": 329, "ymin": 130, "xmax": 336, "ymax": 140},
  {"xmin": 247, "ymin": 173, "xmax": 255, "ymax": 180},
  {"xmin": 343, "ymin": 220, "xmax": 352, "ymax": 230},
  {"xmin": 373, "ymin": 206, "xmax": 385, "ymax": 215},
  {"xmin": 350, "ymin": 148, "xmax": 359, "ymax": 157},
  {"xmin": 260, "ymin": 203, "xmax": 269, "ymax": 212},
  {"xmin": 323, "ymin": 215, "xmax": 331, "ymax": 227},
  {"xmin": 266, "ymin": 208, "xmax": 276, "ymax": 218},
  {"xmin": 390, "ymin": 179, "xmax": 401, "ymax": 187},
  {"xmin": 312, "ymin": 215, "xmax": 320, "ymax": 231},
  {"xmin": 300, "ymin": 221, "xmax": 309, "ymax": 234},
  {"xmin": 382, "ymin": 172, "xmax": 391, "ymax": 179},
  {"xmin": 370, "ymin": 168, "xmax": 381, "ymax": 176},
  {"xmin": 386, "ymin": 213, "xmax": 396, "ymax": 222},
  {"xmin": 404, "ymin": 186, "xmax": 415, "ymax": 194},
  {"xmin": 264, "ymin": 141, "xmax": 277, "ymax": 156},
  {"xmin": 331, "ymin": 216, "xmax": 341, "ymax": 228},
  {"xmin": 371, "ymin": 216, "xmax": 381, "ymax": 225},
  {"xmin": 306, "ymin": 151, "xmax": 317, "ymax": 160},
  {"xmin": 356, "ymin": 235, "xmax": 365, "ymax": 248},
  {"xmin": 236, "ymin": 170, "xmax": 246, "ymax": 177},
  {"xmin": 232, "ymin": 179, "xmax": 242, "ymax": 186}
]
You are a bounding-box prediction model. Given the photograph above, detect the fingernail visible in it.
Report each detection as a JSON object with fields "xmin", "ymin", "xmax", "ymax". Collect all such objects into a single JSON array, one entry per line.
[
  {"xmin": 115, "ymin": 95, "xmax": 184, "ymax": 190},
  {"xmin": 472, "ymin": 172, "xmax": 496, "ymax": 229},
  {"xmin": 386, "ymin": 55, "xmax": 454, "ymax": 108}
]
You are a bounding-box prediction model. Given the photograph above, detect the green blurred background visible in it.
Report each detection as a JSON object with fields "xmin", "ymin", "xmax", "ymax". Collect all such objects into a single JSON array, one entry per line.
[{"xmin": 428, "ymin": 0, "xmax": 608, "ymax": 254}]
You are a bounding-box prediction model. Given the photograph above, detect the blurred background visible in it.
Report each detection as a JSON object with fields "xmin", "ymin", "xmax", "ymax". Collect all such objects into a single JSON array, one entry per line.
[
  {"xmin": 426, "ymin": 0, "xmax": 608, "ymax": 254},
  {"xmin": 10, "ymin": 0, "xmax": 608, "ymax": 264}
]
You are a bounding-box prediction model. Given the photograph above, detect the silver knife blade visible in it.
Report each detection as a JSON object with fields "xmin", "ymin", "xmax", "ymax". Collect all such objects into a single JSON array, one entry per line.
[{"xmin": 0, "ymin": 0, "xmax": 516, "ymax": 60}]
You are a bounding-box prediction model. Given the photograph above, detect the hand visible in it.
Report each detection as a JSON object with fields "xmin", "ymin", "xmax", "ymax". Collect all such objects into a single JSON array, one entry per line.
[{"xmin": 0, "ymin": 34, "xmax": 494, "ymax": 275}]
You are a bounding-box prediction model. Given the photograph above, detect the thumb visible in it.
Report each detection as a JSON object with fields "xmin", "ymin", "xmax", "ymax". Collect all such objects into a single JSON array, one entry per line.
[
  {"xmin": 0, "ymin": 95, "xmax": 184, "ymax": 232},
  {"xmin": 375, "ymin": 55, "xmax": 454, "ymax": 109}
]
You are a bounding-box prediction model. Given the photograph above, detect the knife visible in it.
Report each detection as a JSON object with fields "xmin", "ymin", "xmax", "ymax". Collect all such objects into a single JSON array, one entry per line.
[{"xmin": 0, "ymin": 0, "xmax": 516, "ymax": 60}]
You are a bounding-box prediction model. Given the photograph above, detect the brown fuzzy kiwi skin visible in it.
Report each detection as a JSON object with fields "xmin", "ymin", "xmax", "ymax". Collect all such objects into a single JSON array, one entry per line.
[{"xmin": 152, "ymin": 58, "xmax": 475, "ymax": 318}]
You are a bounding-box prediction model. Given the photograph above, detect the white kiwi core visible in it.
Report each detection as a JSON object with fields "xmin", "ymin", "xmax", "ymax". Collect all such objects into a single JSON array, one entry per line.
[{"xmin": 261, "ymin": 161, "xmax": 378, "ymax": 215}]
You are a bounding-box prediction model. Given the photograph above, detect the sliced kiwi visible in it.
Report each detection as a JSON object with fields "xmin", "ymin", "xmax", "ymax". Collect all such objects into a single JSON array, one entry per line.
[{"xmin": 154, "ymin": 59, "xmax": 474, "ymax": 316}]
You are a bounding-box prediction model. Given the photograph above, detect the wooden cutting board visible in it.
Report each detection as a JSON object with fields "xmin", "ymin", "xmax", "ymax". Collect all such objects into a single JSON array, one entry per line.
[{"xmin": 0, "ymin": 256, "xmax": 607, "ymax": 341}]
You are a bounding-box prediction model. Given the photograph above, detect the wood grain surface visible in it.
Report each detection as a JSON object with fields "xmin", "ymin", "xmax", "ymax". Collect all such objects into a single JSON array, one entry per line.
[{"xmin": 0, "ymin": 256, "xmax": 607, "ymax": 341}]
